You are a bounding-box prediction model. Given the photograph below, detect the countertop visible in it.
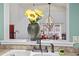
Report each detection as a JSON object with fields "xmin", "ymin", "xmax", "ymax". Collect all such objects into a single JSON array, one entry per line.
[
  {"xmin": 0, "ymin": 49, "xmax": 77, "ymax": 56},
  {"xmin": 0, "ymin": 49, "xmax": 10, "ymax": 56}
]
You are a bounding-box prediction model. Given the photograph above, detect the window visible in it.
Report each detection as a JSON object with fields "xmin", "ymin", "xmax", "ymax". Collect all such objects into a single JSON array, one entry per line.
[{"xmin": 4, "ymin": 3, "xmax": 69, "ymax": 41}]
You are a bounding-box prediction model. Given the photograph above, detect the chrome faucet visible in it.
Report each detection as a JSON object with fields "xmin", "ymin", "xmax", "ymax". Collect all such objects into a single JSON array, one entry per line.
[
  {"xmin": 32, "ymin": 38, "xmax": 42, "ymax": 52},
  {"xmin": 50, "ymin": 43, "xmax": 54, "ymax": 53},
  {"xmin": 37, "ymin": 38, "xmax": 42, "ymax": 52}
]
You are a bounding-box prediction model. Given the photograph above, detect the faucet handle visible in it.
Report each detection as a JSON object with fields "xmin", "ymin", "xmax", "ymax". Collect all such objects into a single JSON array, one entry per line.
[
  {"xmin": 32, "ymin": 46, "xmax": 36, "ymax": 52},
  {"xmin": 45, "ymin": 46, "xmax": 48, "ymax": 52}
]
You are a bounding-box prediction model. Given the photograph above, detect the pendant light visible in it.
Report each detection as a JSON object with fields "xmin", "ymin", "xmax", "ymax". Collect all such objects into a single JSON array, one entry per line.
[{"xmin": 47, "ymin": 3, "xmax": 54, "ymax": 31}]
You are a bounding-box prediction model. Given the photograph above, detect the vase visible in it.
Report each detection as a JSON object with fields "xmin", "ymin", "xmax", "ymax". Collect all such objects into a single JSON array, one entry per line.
[{"xmin": 27, "ymin": 23, "xmax": 40, "ymax": 41}]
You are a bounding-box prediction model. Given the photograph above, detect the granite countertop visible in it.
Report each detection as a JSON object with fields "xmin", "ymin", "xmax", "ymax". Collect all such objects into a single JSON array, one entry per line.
[
  {"xmin": 0, "ymin": 49, "xmax": 10, "ymax": 56},
  {"xmin": 0, "ymin": 49, "xmax": 77, "ymax": 56},
  {"xmin": 64, "ymin": 52, "xmax": 77, "ymax": 56}
]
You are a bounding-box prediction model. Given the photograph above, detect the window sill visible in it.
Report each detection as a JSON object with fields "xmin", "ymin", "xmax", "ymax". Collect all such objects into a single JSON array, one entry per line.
[
  {"xmin": 1, "ymin": 39, "xmax": 74, "ymax": 47},
  {"xmin": 41, "ymin": 40, "xmax": 74, "ymax": 47}
]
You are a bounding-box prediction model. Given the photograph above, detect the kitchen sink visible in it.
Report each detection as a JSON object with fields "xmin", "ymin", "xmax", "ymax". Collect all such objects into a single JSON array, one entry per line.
[
  {"xmin": 2, "ymin": 49, "xmax": 59, "ymax": 56},
  {"xmin": 30, "ymin": 52, "xmax": 59, "ymax": 56},
  {"xmin": 2, "ymin": 50, "xmax": 31, "ymax": 56}
]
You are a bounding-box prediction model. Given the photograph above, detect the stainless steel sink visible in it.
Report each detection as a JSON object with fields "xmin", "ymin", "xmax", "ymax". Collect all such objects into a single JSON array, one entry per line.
[
  {"xmin": 30, "ymin": 52, "xmax": 59, "ymax": 56},
  {"xmin": 2, "ymin": 49, "xmax": 59, "ymax": 56},
  {"xmin": 2, "ymin": 50, "xmax": 31, "ymax": 56}
]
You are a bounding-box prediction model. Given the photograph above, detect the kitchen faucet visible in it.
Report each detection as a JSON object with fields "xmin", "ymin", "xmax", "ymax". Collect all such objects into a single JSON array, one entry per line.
[
  {"xmin": 50, "ymin": 43, "xmax": 54, "ymax": 53},
  {"xmin": 37, "ymin": 38, "xmax": 42, "ymax": 52},
  {"xmin": 32, "ymin": 38, "xmax": 54, "ymax": 53},
  {"xmin": 32, "ymin": 38, "xmax": 42, "ymax": 52}
]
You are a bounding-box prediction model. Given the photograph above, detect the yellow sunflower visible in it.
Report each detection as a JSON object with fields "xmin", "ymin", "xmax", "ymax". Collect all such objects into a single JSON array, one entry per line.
[
  {"xmin": 34, "ymin": 9, "xmax": 43, "ymax": 16},
  {"xmin": 24, "ymin": 9, "xmax": 32, "ymax": 16},
  {"xmin": 25, "ymin": 9, "xmax": 38, "ymax": 22}
]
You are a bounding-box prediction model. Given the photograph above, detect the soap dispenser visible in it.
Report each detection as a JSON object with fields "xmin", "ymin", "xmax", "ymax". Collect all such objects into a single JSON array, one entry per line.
[{"xmin": 59, "ymin": 49, "xmax": 65, "ymax": 56}]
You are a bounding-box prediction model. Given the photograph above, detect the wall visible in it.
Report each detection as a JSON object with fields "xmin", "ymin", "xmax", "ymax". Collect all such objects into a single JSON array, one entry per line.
[
  {"xmin": 0, "ymin": 4, "xmax": 4, "ymax": 40},
  {"xmin": 69, "ymin": 3, "xmax": 79, "ymax": 41}
]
